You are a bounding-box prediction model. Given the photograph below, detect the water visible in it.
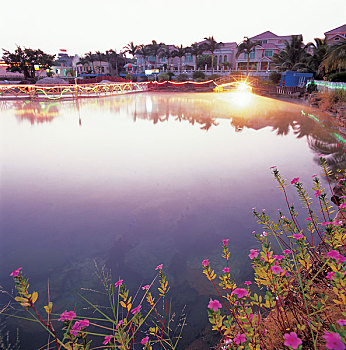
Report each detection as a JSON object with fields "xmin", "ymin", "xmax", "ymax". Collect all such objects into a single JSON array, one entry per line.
[{"xmin": 0, "ymin": 92, "xmax": 345, "ymax": 349}]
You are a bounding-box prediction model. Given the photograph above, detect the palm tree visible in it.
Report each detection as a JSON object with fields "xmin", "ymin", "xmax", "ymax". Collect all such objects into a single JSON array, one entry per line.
[
  {"xmin": 76, "ymin": 57, "xmax": 88, "ymax": 74},
  {"xmin": 137, "ymin": 45, "xmax": 150, "ymax": 70},
  {"xmin": 123, "ymin": 42, "xmax": 138, "ymax": 59},
  {"xmin": 203, "ymin": 36, "xmax": 223, "ymax": 73},
  {"xmin": 305, "ymin": 38, "xmax": 328, "ymax": 78},
  {"xmin": 172, "ymin": 45, "xmax": 187, "ymax": 73},
  {"xmin": 236, "ymin": 37, "xmax": 258, "ymax": 74},
  {"xmin": 95, "ymin": 51, "xmax": 104, "ymax": 75},
  {"xmin": 319, "ymin": 40, "xmax": 346, "ymax": 74},
  {"xmin": 158, "ymin": 45, "xmax": 175, "ymax": 70},
  {"xmin": 148, "ymin": 40, "xmax": 164, "ymax": 67},
  {"xmin": 188, "ymin": 42, "xmax": 205, "ymax": 71},
  {"xmin": 85, "ymin": 52, "xmax": 95, "ymax": 73},
  {"xmin": 272, "ymin": 35, "xmax": 309, "ymax": 72},
  {"xmin": 104, "ymin": 49, "xmax": 124, "ymax": 76}
]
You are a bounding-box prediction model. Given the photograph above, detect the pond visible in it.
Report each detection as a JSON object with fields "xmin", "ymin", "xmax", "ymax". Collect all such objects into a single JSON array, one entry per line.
[{"xmin": 0, "ymin": 91, "xmax": 345, "ymax": 349}]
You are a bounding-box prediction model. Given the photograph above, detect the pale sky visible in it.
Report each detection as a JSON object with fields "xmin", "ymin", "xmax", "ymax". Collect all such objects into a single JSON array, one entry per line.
[{"xmin": 2, "ymin": 0, "xmax": 345, "ymax": 57}]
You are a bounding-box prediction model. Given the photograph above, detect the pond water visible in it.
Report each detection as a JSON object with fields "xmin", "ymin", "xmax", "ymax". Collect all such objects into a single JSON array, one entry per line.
[{"xmin": 0, "ymin": 92, "xmax": 345, "ymax": 349}]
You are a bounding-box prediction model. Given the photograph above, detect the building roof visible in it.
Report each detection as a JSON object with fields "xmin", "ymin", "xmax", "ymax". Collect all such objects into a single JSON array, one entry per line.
[
  {"xmin": 251, "ymin": 31, "xmax": 279, "ymax": 40},
  {"xmin": 324, "ymin": 24, "xmax": 346, "ymax": 35}
]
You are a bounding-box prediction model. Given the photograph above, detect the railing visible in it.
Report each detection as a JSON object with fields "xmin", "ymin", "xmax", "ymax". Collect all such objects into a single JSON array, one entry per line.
[{"xmin": 0, "ymin": 82, "xmax": 149, "ymax": 100}]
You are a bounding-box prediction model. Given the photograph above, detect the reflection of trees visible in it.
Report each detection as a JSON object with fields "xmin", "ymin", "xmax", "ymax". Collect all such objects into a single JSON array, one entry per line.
[{"xmin": 14, "ymin": 101, "xmax": 59, "ymax": 124}]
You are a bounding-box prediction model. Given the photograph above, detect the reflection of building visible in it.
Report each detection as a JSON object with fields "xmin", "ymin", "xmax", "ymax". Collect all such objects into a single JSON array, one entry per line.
[
  {"xmin": 324, "ymin": 24, "xmax": 346, "ymax": 45},
  {"xmin": 235, "ymin": 31, "xmax": 302, "ymax": 74},
  {"xmin": 15, "ymin": 101, "xmax": 59, "ymax": 124}
]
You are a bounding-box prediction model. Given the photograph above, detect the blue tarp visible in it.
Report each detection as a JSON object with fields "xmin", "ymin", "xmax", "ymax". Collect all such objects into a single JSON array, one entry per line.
[{"xmin": 280, "ymin": 71, "xmax": 313, "ymax": 87}]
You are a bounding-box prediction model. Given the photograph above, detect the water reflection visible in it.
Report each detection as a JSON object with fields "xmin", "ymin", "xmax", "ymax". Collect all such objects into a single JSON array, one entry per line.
[{"xmin": 1, "ymin": 92, "xmax": 345, "ymax": 349}]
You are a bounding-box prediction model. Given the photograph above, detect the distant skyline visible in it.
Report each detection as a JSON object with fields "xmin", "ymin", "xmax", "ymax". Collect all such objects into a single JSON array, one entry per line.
[{"xmin": 2, "ymin": 0, "xmax": 345, "ymax": 57}]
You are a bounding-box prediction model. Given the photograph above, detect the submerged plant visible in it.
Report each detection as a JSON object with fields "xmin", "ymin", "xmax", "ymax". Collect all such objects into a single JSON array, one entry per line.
[{"xmin": 203, "ymin": 158, "xmax": 345, "ymax": 349}]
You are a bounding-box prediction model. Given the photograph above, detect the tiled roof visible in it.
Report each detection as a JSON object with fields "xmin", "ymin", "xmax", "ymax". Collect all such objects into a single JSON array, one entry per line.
[
  {"xmin": 250, "ymin": 31, "xmax": 278, "ymax": 40},
  {"xmin": 324, "ymin": 24, "xmax": 346, "ymax": 35}
]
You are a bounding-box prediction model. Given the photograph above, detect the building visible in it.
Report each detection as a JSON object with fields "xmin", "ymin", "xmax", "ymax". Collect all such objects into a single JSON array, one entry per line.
[
  {"xmin": 235, "ymin": 31, "xmax": 302, "ymax": 75},
  {"xmin": 324, "ymin": 24, "xmax": 346, "ymax": 45}
]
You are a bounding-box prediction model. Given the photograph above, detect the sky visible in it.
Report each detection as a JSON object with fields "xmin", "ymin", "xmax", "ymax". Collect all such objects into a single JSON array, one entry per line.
[{"xmin": 2, "ymin": 0, "xmax": 345, "ymax": 57}]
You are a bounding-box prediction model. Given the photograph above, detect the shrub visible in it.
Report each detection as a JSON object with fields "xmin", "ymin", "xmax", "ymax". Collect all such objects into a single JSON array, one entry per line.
[
  {"xmin": 192, "ymin": 71, "xmax": 205, "ymax": 80},
  {"xmin": 269, "ymin": 71, "xmax": 281, "ymax": 85},
  {"xmin": 328, "ymin": 71, "xmax": 346, "ymax": 82},
  {"xmin": 202, "ymin": 159, "xmax": 346, "ymax": 350},
  {"xmin": 176, "ymin": 74, "xmax": 189, "ymax": 82},
  {"xmin": 158, "ymin": 73, "xmax": 170, "ymax": 82},
  {"xmin": 208, "ymin": 74, "xmax": 222, "ymax": 81},
  {"xmin": 318, "ymin": 89, "xmax": 346, "ymax": 110},
  {"xmin": 125, "ymin": 74, "xmax": 133, "ymax": 81},
  {"xmin": 166, "ymin": 71, "xmax": 175, "ymax": 80}
]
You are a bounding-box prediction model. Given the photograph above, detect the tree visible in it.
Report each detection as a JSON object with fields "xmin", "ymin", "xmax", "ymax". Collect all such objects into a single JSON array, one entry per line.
[
  {"xmin": 172, "ymin": 45, "xmax": 187, "ymax": 73},
  {"xmin": 305, "ymin": 38, "xmax": 328, "ymax": 78},
  {"xmin": 123, "ymin": 42, "xmax": 138, "ymax": 59},
  {"xmin": 272, "ymin": 35, "xmax": 309, "ymax": 72},
  {"xmin": 95, "ymin": 51, "xmax": 104, "ymax": 75},
  {"xmin": 85, "ymin": 52, "xmax": 95, "ymax": 73},
  {"xmin": 319, "ymin": 40, "xmax": 346, "ymax": 74},
  {"xmin": 137, "ymin": 45, "xmax": 150, "ymax": 70},
  {"xmin": 203, "ymin": 37, "xmax": 223, "ymax": 73},
  {"xmin": 236, "ymin": 37, "xmax": 258, "ymax": 74},
  {"xmin": 188, "ymin": 42, "xmax": 205, "ymax": 70},
  {"xmin": 148, "ymin": 40, "xmax": 164, "ymax": 67},
  {"xmin": 104, "ymin": 49, "xmax": 125, "ymax": 75},
  {"xmin": 158, "ymin": 45, "xmax": 175, "ymax": 70},
  {"xmin": 2, "ymin": 46, "xmax": 55, "ymax": 80}
]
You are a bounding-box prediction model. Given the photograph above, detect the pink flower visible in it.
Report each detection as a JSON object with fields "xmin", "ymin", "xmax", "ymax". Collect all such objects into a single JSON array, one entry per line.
[
  {"xmin": 312, "ymin": 174, "xmax": 317, "ymax": 178},
  {"xmin": 284, "ymin": 332, "xmax": 302, "ymax": 349},
  {"xmin": 78, "ymin": 319, "xmax": 89, "ymax": 328},
  {"xmin": 155, "ymin": 264, "xmax": 163, "ymax": 270},
  {"xmin": 141, "ymin": 337, "xmax": 149, "ymax": 345},
  {"xmin": 202, "ymin": 259, "xmax": 209, "ymax": 267},
  {"xmin": 117, "ymin": 320, "xmax": 123, "ymax": 328},
  {"xmin": 305, "ymin": 218, "xmax": 312, "ymax": 221},
  {"xmin": 142, "ymin": 285, "xmax": 150, "ymax": 290},
  {"xmin": 336, "ymin": 319, "xmax": 346, "ymax": 326},
  {"xmin": 270, "ymin": 166, "xmax": 277, "ymax": 169},
  {"xmin": 115, "ymin": 279, "xmax": 123, "ymax": 287},
  {"xmin": 71, "ymin": 321, "xmax": 82, "ymax": 336},
  {"xmin": 318, "ymin": 153, "xmax": 325, "ymax": 156},
  {"xmin": 339, "ymin": 203, "xmax": 346, "ymax": 208},
  {"xmin": 10, "ymin": 267, "xmax": 23, "ymax": 277},
  {"xmin": 222, "ymin": 239, "xmax": 229, "ymax": 246},
  {"xmin": 58, "ymin": 310, "xmax": 76, "ymax": 322},
  {"xmin": 252, "ymin": 231, "xmax": 256, "ymax": 234},
  {"xmin": 271, "ymin": 265, "xmax": 284, "ymax": 274},
  {"xmin": 323, "ymin": 331, "xmax": 345, "ymax": 350},
  {"xmin": 103, "ymin": 336, "xmax": 112, "ymax": 345},
  {"xmin": 314, "ymin": 190, "xmax": 322, "ymax": 197},
  {"xmin": 223, "ymin": 267, "xmax": 230, "ymax": 273},
  {"xmin": 333, "ymin": 221, "xmax": 343, "ymax": 226},
  {"xmin": 326, "ymin": 272, "xmax": 336, "ymax": 280},
  {"xmin": 248, "ymin": 313, "xmax": 254, "ymax": 321},
  {"xmin": 234, "ymin": 333, "xmax": 246, "ymax": 345},
  {"xmin": 293, "ymin": 233, "xmax": 304, "ymax": 239},
  {"xmin": 328, "ymin": 250, "xmax": 346, "ymax": 263},
  {"xmin": 283, "ymin": 249, "xmax": 292, "ymax": 255},
  {"xmin": 273, "ymin": 255, "xmax": 285, "ymax": 261},
  {"xmin": 291, "ymin": 177, "xmax": 300, "ymax": 184},
  {"xmin": 244, "ymin": 281, "xmax": 252, "ymax": 285},
  {"xmin": 249, "ymin": 249, "xmax": 259, "ymax": 260},
  {"xmin": 321, "ymin": 221, "xmax": 332, "ymax": 226},
  {"xmin": 262, "ymin": 231, "xmax": 268, "ymax": 237},
  {"xmin": 131, "ymin": 305, "xmax": 142, "ymax": 314},
  {"xmin": 208, "ymin": 299, "xmax": 222, "ymax": 312},
  {"xmin": 232, "ymin": 288, "xmax": 249, "ymax": 298}
]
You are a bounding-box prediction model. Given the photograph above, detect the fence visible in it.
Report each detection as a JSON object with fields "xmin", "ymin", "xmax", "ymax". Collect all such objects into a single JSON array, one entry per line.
[{"xmin": 309, "ymin": 80, "xmax": 346, "ymax": 92}]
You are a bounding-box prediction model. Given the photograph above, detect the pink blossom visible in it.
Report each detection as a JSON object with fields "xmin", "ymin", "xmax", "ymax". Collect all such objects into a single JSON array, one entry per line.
[
  {"xmin": 336, "ymin": 319, "xmax": 346, "ymax": 326},
  {"xmin": 271, "ymin": 265, "xmax": 284, "ymax": 274},
  {"xmin": 248, "ymin": 313, "xmax": 254, "ymax": 321},
  {"xmin": 326, "ymin": 272, "xmax": 336, "ymax": 280},
  {"xmin": 142, "ymin": 285, "xmax": 150, "ymax": 290},
  {"xmin": 202, "ymin": 259, "xmax": 209, "ymax": 267},
  {"xmin": 244, "ymin": 281, "xmax": 252, "ymax": 285},
  {"xmin": 252, "ymin": 231, "xmax": 256, "ymax": 234},
  {"xmin": 273, "ymin": 255, "xmax": 285, "ymax": 261},
  {"xmin": 314, "ymin": 190, "xmax": 322, "ymax": 197},
  {"xmin": 71, "ymin": 321, "xmax": 82, "ymax": 337},
  {"xmin": 234, "ymin": 333, "xmax": 246, "ymax": 345},
  {"xmin": 58, "ymin": 310, "xmax": 76, "ymax": 322},
  {"xmin": 249, "ymin": 249, "xmax": 259, "ymax": 260},
  {"xmin": 283, "ymin": 249, "xmax": 292, "ymax": 255},
  {"xmin": 103, "ymin": 336, "xmax": 112, "ymax": 345},
  {"xmin": 283, "ymin": 332, "xmax": 302, "ymax": 349},
  {"xmin": 117, "ymin": 320, "xmax": 123, "ymax": 327},
  {"xmin": 208, "ymin": 299, "xmax": 222, "ymax": 312},
  {"xmin": 78, "ymin": 319, "xmax": 89, "ymax": 328},
  {"xmin": 305, "ymin": 218, "xmax": 312, "ymax": 221},
  {"xmin": 312, "ymin": 174, "xmax": 317, "ymax": 178},
  {"xmin": 318, "ymin": 153, "xmax": 325, "ymax": 156},
  {"xmin": 115, "ymin": 279, "xmax": 123, "ymax": 287},
  {"xmin": 262, "ymin": 231, "xmax": 268, "ymax": 237},
  {"xmin": 155, "ymin": 264, "xmax": 163, "ymax": 270},
  {"xmin": 223, "ymin": 267, "xmax": 230, "ymax": 273},
  {"xmin": 141, "ymin": 337, "xmax": 149, "ymax": 345},
  {"xmin": 270, "ymin": 166, "xmax": 277, "ymax": 169},
  {"xmin": 333, "ymin": 221, "xmax": 343, "ymax": 226},
  {"xmin": 323, "ymin": 331, "xmax": 345, "ymax": 350},
  {"xmin": 293, "ymin": 234, "xmax": 304, "ymax": 240},
  {"xmin": 232, "ymin": 288, "xmax": 249, "ymax": 298},
  {"xmin": 327, "ymin": 250, "xmax": 346, "ymax": 263},
  {"xmin": 10, "ymin": 267, "xmax": 22, "ymax": 277},
  {"xmin": 222, "ymin": 239, "xmax": 229, "ymax": 246},
  {"xmin": 291, "ymin": 177, "xmax": 300, "ymax": 184},
  {"xmin": 339, "ymin": 203, "xmax": 346, "ymax": 208},
  {"xmin": 131, "ymin": 305, "xmax": 142, "ymax": 314},
  {"xmin": 321, "ymin": 221, "xmax": 332, "ymax": 226}
]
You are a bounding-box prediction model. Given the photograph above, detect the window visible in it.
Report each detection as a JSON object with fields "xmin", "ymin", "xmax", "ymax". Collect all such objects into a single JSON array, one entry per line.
[
  {"xmin": 101, "ymin": 67, "xmax": 104, "ymax": 73},
  {"xmin": 160, "ymin": 57, "xmax": 166, "ymax": 62},
  {"xmin": 219, "ymin": 56, "xmax": 222, "ymax": 63},
  {"xmin": 264, "ymin": 50, "xmax": 273, "ymax": 57},
  {"xmin": 185, "ymin": 54, "xmax": 193, "ymax": 62},
  {"xmin": 334, "ymin": 37, "xmax": 340, "ymax": 41},
  {"xmin": 224, "ymin": 55, "xmax": 228, "ymax": 62},
  {"xmin": 257, "ymin": 40, "xmax": 267, "ymax": 45},
  {"xmin": 245, "ymin": 52, "xmax": 255, "ymax": 59}
]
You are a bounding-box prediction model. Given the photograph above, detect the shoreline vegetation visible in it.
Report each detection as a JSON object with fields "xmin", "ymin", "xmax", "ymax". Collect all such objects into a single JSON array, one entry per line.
[{"xmin": 1, "ymin": 159, "xmax": 345, "ymax": 349}]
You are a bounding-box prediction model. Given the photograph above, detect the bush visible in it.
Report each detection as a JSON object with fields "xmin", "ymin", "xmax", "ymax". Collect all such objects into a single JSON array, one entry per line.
[
  {"xmin": 207, "ymin": 74, "xmax": 221, "ymax": 81},
  {"xmin": 158, "ymin": 73, "xmax": 170, "ymax": 82},
  {"xmin": 192, "ymin": 71, "xmax": 205, "ymax": 80},
  {"xmin": 125, "ymin": 74, "xmax": 133, "ymax": 81},
  {"xmin": 166, "ymin": 71, "xmax": 175, "ymax": 80},
  {"xmin": 176, "ymin": 74, "xmax": 189, "ymax": 82},
  {"xmin": 202, "ymin": 160, "xmax": 346, "ymax": 350},
  {"xmin": 269, "ymin": 71, "xmax": 281, "ymax": 85},
  {"xmin": 328, "ymin": 71, "xmax": 346, "ymax": 82}
]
